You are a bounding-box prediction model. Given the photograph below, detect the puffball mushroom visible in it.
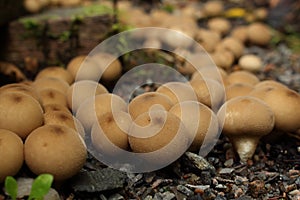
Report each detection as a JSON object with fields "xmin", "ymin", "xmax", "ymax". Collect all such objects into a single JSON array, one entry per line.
[
  {"xmin": 226, "ymin": 70, "xmax": 260, "ymax": 86},
  {"xmin": 211, "ymin": 50, "xmax": 235, "ymax": 70},
  {"xmin": 128, "ymin": 110, "xmax": 189, "ymax": 162},
  {"xmin": 33, "ymin": 77, "xmax": 69, "ymax": 93},
  {"xmin": 67, "ymin": 80, "xmax": 108, "ymax": 112},
  {"xmin": 128, "ymin": 92, "xmax": 173, "ymax": 120},
  {"xmin": 91, "ymin": 111, "xmax": 131, "ymax": 154},
  {"xmin": 203, "ymin": 0, "xmax": 224, "ymax": 17},
  {"xmin": 43, "ymin": 103, "xmax": 71, "ymax": 114},
  {"xmin": 238, "ymin": 54, "xmax": 263, "ymax": 72},
  {"xmin": 225, "ymin": 83, "xmax": 254, "ymax": 100},
  {"xmin": 169, "ymin": 101, "xmax": 219, "ymax": 153},
  {"xmin": 44, "ymin": 111, "xmax": 85, "ymax": 138},
  {"xmin": 247, "ymin": 22, "xmax": 272, "ymax": 46},
  {"xmin": 230, "ymin": 25, "xmax": 248, "ymax": 43},
  {"xmin": 207, "ymin": 18, "xmax": 231, "ymax": 36},
  {"xmin": 35, "ymin": 66, "xmax": 74, "ymax": 85},
  {"xmin": 254, "ymin": 80, "xmax": 288, "ymax": 89},
  {"xmin": 0, "ymin": 129, "xmax": 24, "ymax": 183},
  {"xmin": 156, "ymin": 82, "xmax": 198, "ymax": 105},
  {"xmin": 217, "ymin": 96, "xmax": 275, "ymax": 162},
  {"xmin": 196, "ymin": 29, "xmax": 221, "ymax": 53},
  {"xmin": 217, "ymin": 37, "xmax": 245, "ymax": 59},
  {"xmin": 24, "ymin": 125, "xmax": 87, "ymax": 181},
  {"xmin": 66, "ymin": 55, "xmax": 86, "ymax": 79},
  {"xmin": 38, "ymin": 88, "xmax": 68, "ymax": 107},
  {"xmin": 191, "ymin": 67, "xmax": 228, "ymax": 84},
  {"xmin": 249, "ymin": 87, "xmax": 300, "ymax": 132},
  {"xmin": 0, "ymin": 92, "xmax": 44, "ymax": 139},
  {"xmin": 76, "ymin": 93, "xmax": 127, "ymax": 132}
]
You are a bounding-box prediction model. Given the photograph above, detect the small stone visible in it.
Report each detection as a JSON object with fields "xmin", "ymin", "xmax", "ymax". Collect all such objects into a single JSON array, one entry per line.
[
  {"xmin": 185, "ymin": 152, "xmax": 216, "ymax": 174},
  {"xmin": 186, "ymin": 184, "xmax": 210, "ymax": 191},
  {"xmin": 108, "ymin": 193, "xmax": 125, "ymax": 200},
  {"xmin": 234, "ymin": 176, "xmax": 248, "ymax": 185},
  {"xmin": 176, "ymin": 185, "xmax": 194, "ymax": 197},
  {"xmin": 153, "ymin": 191, "xmax": 175, "ymax": 200},
  {"xmin": 201, "ymin": 171, "xmax": 212, "ymax": 185},
  {"xmin": 144, "ymin": 195, "xmax": 153, "ymax": 200},
  {"xmin": 215, "ymin": 184, "xmax": 227, "ymax": 189},
  {"xmin": 224, "ymin": 159, "xmax": 234, "ymax": 167},
  {"xmin": 219, "ymin": 168, "xmax": 234, "ymax": 174}
]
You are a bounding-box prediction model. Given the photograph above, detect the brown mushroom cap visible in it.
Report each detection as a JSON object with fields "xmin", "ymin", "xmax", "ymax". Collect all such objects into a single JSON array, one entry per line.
[
  {"xmin": 169, "ymin": 101, "xmax": 219, "ymax": 152},
  {"xmin": 217, "ymin": 37, "xmax": 245, "ymax": 59},
  {"xmin": 67, "ymin": 80, "xmax": 108, "ymax": 112},
  {"xmin": 0, "ymin": 92, "xmax": 44, "ymax": 139},
  {"xmin": 230, "ymin": 25, "xmax": 248, "ymax": 43},
  {"xmin": 35, "ymin": 66, "xmax": 74, "ymax": 85},
  {"xmin": 44, "ymin": 111, "xmax": 85, "ymax": 138},
  {"xmin": 226, "ymin": 70, "xmax": 260, "ymax": 86},
  {"xmin": 211, "ymin": 50, "xmax": 235, "ymax": 70},
  {"xmin": 247, "ymin": 22, "xmax": 272, "ymax": 46},
  {"xmin": 156, "ymin": 82, "xmax": 198, "ymax": 105},
  {"xmin": 238, "ymin": 54, "xmax": 263, "ymax": 72},
  {"xmin": 33, "ymin": 77, "xmax": 69, "ymax": 93},
  {"xmin": 225, "ymin": 83, "xmax": 254, "ymax": 100},
  {"xmin": 250, "ymin": 87, "xmax": 300, "ymax": 132},
  {"xmin": 0, "ymin": 129, "xmax": 24, "ymax": 182},
  {"xmin": 207, "ymin": 18, "xmax": 231, "ymax": 36},
  {"xmin": 128, "ymin": 110, "xmax": 189, "ymax": 162},
  {"xmin": 38, "ymin": 88, "xmax": 68, "ymax": 107},
  {"xmin": 217, "ymin": 96, "xmax": 275, "ymax": 162},
  {"xmin": 128, "ymin": 92, "xmax": 173, "ymax": 119},
  {"xmin": 191, "ymin": 67, "xmax": 228, "ymax": 84},
  {"xmin": 76, "ymin": 93, "xmax": 128, "ymax": 132},
  {"xmin": 203, "ymin": 0, "xmax": 224, "ymax": 17},
  {"xmin": 24, "ymin": 124, "xmax": 87, "ymax": 181},
  {"xmin": 195, "ymin": 29, "xmax": 221, "ymax": 53},
  {"xmin": 91, "ymin": 111, "xmax": 131, "ymax": 154},
  {"xmin": 66, "ymin": 55, "xmax": 87, "ymax": 79},
  {"xmin": 43, "ymin": 103, "xmax": 71, "ymax": 114},
  {"xmin": 254, "ymin": 80, "xmax": 288, "ymax": 89}
]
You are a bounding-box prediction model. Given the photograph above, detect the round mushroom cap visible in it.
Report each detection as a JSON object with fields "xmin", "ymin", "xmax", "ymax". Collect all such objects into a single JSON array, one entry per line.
[
  {"xmin": 217, "ymin": 37, "xmax": 245, "ymax": 59},
  {"xmin": 189, "ymin": 78, "xmax": 225, "ymax": 111},
  {"xmin": 195, "ymin": 29, "xmax": 221, "ymax": 52},
  {"xmin": 128, "ymin": 110, "xmax": 189, "ymax": 163},
  {"xmin": 156, "ymin": 82, "xmax": 198, "ymax": 105},
  {"xmin": 33, "ymin": 77, "xmax": 69, "ymax": 93},
  {"xmin": 254, "ymin": 80, "xmax": 288, "ymax": 89},
  {"xmin": 230, "ymin": 25, "xmax": 248, "ymax": 43},
  {"xmin": 0, "ymin": 92, "xmax": 44, "ymax": 139},
  {"xmin": 203, "ymin": 0, "xmax": 224, "ymax": 17},
  {"xmin": 169, "ymin": 101, "xmax": 219, "ymax": 153},
  {"xmin": 66, "ymin": 55, "xmax": 87, "ymax": 79},
  {"xmin": 0, "ymin": 129, "xmax": 24, "ymax": 182},
  {"xmin": 207, "ymin": 17, "xmax": 231, "ymax": 36},
  {"xmin": 128, "ymin": 92, "xmax": 173, "ymax": 119},
  {"xmin": 250, "ymin": 87, "xmax": 300, "ymax": 132},
  {"xmin": 226, "ymin": 70, "xmax": 260, "ymax": 86},
  {"xmin": 24, "ymin": 124, "xmax": 87, "ymax": 181},
  {"xmin": 91, "ymin": 111, "xmax": 131, "ymax": 154},
  {"xmin": 247, "ymin": 22, "xmax": 272, "ymax": 46},
  {"xmin": 211, "ymin": 50, "xmax": 235, "ymax": 70},
  {"xmin": 191, "ymin": 67, "xmax": 227, "ymax": 84},
  {"xmin": 67, "ymin": 80, "xmax": 108, "ymax": 112},
  {"xmin": 43, "ymin": 103, "xmax": 71, "ymax": 114},
  {"xmin": 44, "ymin": 111, "xmax": 85, "ymax": 138},
  {"xmin": 38, "ymin": 88, "xmax": 67, "ymax": 107},
  {"xmin": 76, "ymin": 93, "xmax": 127, "ymax": 132},
  {"xmin": 225, "ymin": 83, "xmax": 254, "ymax": 100},
  {"xmin": 35, "ymin": 66, "xmax": 74, "ymax": 85},
  {"xmin": 238, "ymin": 54, "xmax": 263, "ymax": 72},
  {"xmin": 217, "ymin": 96, "xmax": 275, "ymax": 162}
]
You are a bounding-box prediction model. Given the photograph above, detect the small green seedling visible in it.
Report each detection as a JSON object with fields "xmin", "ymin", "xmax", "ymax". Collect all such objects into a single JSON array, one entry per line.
[{"xmin": 4, "ymin": 174, "xmax": 54, "ymax": 200}]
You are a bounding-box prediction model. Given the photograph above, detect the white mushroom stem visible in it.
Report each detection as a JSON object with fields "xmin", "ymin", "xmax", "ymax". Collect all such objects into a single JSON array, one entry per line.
[{"xmin": 229, "ymin": 136, "xmax": 260, "ymax": 162}]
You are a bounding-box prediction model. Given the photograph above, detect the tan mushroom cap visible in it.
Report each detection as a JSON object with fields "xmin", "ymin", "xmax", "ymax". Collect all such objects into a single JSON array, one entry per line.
[
  {"xmin": 0, "ymin": 129, "xmax": 24, "ymax": 182},
  {"xmin": 191, "ymin": 67, "xmax": 228, "ymax": 84},
  {"xmin": 216, "ymin": 37, "xmax": 245, "ymax": 59},
  {"xmin": 226, "ymin": 70, "xmax": 260, "ymax": 86},
  {"xmin": 254, "ymin": 80, "xmax": 288, "ymax": 89},
  {"xmin": 35, "ymin": 66, "xmax": 74, "ymax": 85},
  {"xmin": 211, "ymin": 50, "xmax": 235, "ymax": 70},
  {"xmin": 247, "ymin": 22, "xmax": 272, "ymax": 46},
  {"xmin": 66, "ymin": 55, "xmax": 87, "ymax": 79},
  {"xmin": 225, "ymin": 83, "xmax": 254, "ymax": 100},
  {"xmin": 128, "ymin": 110, "xmax": 189, "ymax": 162},
  {"xmin": 196, "ymin": 29, "xmax": 221, "ymax": 53},
  {"xmin": 43, "ymin": 103, "xmax": 71, "ymax": 114},
  {"xmin": 0, "ymin": 92, "xmax": 44, "ymax": 139},
  {"xmin": 33, "ymin": 77, "xmax": 69, "ymax": 93},
  {"xmin": 189, "ymin": 78, "xmax": 225, "ymax": 111},
  {"xmin": 217, "ymin": 96, "xmax": 275, "ymax": 162},
  {"xmin": 24, "ymin": 124, "xmax": 87, "ymax": 181},
  {"xmin": 67, "ymin": 80, "xmax": 108, "ymax": 112},
  {"xmin": 128, "ymin": 92, "xmax": 173, "ymax": 120},
  {"xmin": 169, "ymin": 101, "xmax": 219, "ymax": 152},
  {"xmin": 203, "ymin": 0, "xmax": 224, "ymax": 17},
  {"xmin": 0, "ymin": 83, "xmax": 42, "ymax": 104},
  {"xmin": 250, "ymin": 87, "xmax": 300, "ymax": 132},
  {"xmin": 207, "ymin": 17, "xmax": 231, "ymax": 36},
  {"xmin": 156, "ymin": 82, "xmax": 198, "ymax": 105},
  {"xmin": 230, "ymin": 25, "xmax": 248, "ymax": 43},
  {"xmin": 76, "ymin": 93, "xmax": 127, "ymax": 132},
  {"xmin": 44, "ymin": 111, "xmax": 85, "ymax": 138},
  {"xmin": 38, "ymin": 88, "xmax": 68, "ymax": 107},
  {"xmin": 238, "ymin": 54, "xmax": 263, "ymax": 72},
  {"xmin": 91, "ymin": 111, "xmax": 131, "ymax": 154}
]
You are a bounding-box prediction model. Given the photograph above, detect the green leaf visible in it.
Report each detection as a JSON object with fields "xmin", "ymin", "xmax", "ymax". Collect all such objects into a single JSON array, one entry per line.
[
  {"xmin": 28, "ymin": 174, "xmax": 54, "ymax": 200},
  {"xmin": 4, "ymin": 176, "xmax": 18, "ymax": 200}
]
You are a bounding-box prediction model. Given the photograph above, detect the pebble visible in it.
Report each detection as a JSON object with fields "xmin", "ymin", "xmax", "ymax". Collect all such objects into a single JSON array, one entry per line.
[
  {"xmin": 186, "ymin": 184, "xmax": 210, "ymax": 191},
  {"xmin": 108, "ymin": 194, "xmax": 125, "ymax": 200},
  {"xmin": 224, "ymin": 158, "xmax": 234, "ymax": 167},
  {"xmin": 153, "ymin": 191, "xmax": 175, "ymax": 200},
  {"xmin": 219, "ymin": 168, "xmax": 234, "ymax": 174},
  {"xmin": 176, "ymin": 185, "xmax": 194, "ymax": 197},
  {"xmin": 185, "ymin": 152, "xmax": 216, "ymax": 174},
  {"xmin": 234, "ymin": 176, "xmax": 248, "ymax": 185},
  {"xmin": 215, "ymin": 184, "xmax": 227, "ymax": 189}
]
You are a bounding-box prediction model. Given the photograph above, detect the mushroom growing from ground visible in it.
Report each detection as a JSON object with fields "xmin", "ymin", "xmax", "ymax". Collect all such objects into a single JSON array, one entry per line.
[
  {"xmin": 33, "ymin": 77, "xmax": 69, "ymax": 93},
  {"xmin": 38, "ymin": 88, "xmax": 68, "ymax": 107},
  {"xmin": 202, "ymin": 0, "xmax": 224, "ymax": 17},
  {"xmin": 0, "ymin": 129, "xmax": 24, "ymax": 182},
  {"xmin": 35, "ymin": 66, "xmax": 74, "ymax": 85},
  {"xmin": 226, "ymin": 70, "xmax": 260, "ymax": 86},
  {"xmin": 238, "ymin": 54, "xmax": 263, "ymax": 72},
  {"xmin": 207, "ymin": 17, "xmax": 231, "ymax": 36},
  {"xmin": 169, "ymin": 101, "xmax": 219, "ymax": 153},
  {"xmin": 217, "ymin": 96, "xmax": 275, "ymax": 162},
  {"xmin": 24, "ymin": 124, "xmax": 87, "ymax": 181},
  {"xmin": 128, "ymin": 92, "xmax": 173, "ymax": 119},
  {"xmin": 225, "ymin": 83, "xmax": 254, "ymax": 100},
  {"xmin": 0, "ymin": 92, "xmax": 44, "ymax": 139},
  {"xmin": 247, "ymin": 22, "xmax": 272, "ymax": 46},
  {"xmin": 66, "ymin": 55, "xmax": 86, "ymax": 80}
]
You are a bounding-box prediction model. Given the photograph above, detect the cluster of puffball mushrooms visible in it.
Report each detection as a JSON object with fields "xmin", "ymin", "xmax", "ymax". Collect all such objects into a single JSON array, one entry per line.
[{"xmin": 1, "ymin": 0, "xmax": 300, "ymax": 183}]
